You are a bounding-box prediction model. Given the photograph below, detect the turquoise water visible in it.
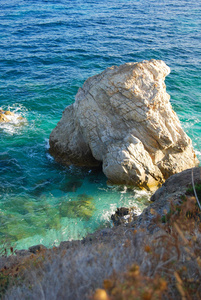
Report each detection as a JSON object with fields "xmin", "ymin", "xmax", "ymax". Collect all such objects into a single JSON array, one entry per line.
[{"xmin": 0, "ymin": 0, "xmax": 200, "ymax": 250}]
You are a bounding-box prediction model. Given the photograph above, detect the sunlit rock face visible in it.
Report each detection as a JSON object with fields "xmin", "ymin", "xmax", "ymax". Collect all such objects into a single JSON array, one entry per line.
[
  {"xmin": 0, "ymin": 110, "xmax": 14, "ymax": 122},
  {"xmin": 0, "ymin": 109, "xmax": 25, "ymax": 124},
  {"xmin": 49, "ymin": 60, "xmax": 199, "ymax": 190}
]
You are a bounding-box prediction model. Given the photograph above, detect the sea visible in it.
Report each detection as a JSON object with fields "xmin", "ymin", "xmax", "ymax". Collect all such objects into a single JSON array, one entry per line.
[{"xmin": 0, "ymin": 0, "xmax": 200, "ymax": 251}]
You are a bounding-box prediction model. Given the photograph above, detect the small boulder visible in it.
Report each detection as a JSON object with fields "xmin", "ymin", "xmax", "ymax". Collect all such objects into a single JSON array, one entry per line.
[
  {"xmin": 0, "ymin": 109, "xmax": 26, "ymax": 125},
  {"xmin": 0, "ymin": 113, "xmax": 9, "ymax": 123},
  {"xmin": 28, "ymin": 244, "xmax": 47, "ymax": 254},
  {"xmin": 111, "ymin": 207, "xmax": 139, "ymax": 226},
  {"xmin": 4, "ymin": 111, "xmax": 15, "ymax": 116}
]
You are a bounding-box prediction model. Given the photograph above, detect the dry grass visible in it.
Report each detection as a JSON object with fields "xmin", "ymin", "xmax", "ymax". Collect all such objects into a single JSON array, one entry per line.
[
  {"xmin": 92, "ymin": 195, "xmax": 201, "ymax": 300},
  {"xmin": 0, "ymin": 192, "xmax": 201, "ymax": 300}
]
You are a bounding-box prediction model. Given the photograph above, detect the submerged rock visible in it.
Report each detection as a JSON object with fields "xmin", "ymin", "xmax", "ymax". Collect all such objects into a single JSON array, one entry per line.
[
  {"xmin": 60, "ymin": 194, "xmax": 95, "ymax": 220},
  {"xmin": 60, "ymin": 178, "xmax": 83, "ymax": 193},
  {"xmin": 49, "ymin": 60, "xmax": 199, "ymax": 189}
]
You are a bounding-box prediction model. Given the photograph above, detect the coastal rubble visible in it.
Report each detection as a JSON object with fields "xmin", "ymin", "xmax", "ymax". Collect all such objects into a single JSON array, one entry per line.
[{"xmin": 49, "ymin": 60, "xmax": 199, "ymax": 189}]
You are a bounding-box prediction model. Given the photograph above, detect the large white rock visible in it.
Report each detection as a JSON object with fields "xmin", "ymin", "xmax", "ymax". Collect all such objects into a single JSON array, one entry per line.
[{"xmin": 49, "ymin": 59, "xmax": 199, "ymax": 189}]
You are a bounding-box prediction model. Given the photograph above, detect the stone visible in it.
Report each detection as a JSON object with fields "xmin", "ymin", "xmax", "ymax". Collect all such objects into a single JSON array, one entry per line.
[
  {"xmin": 4, "ymin": 111, "xmax": 15, "ymax": 116},
  {"xmin": 14, "ymin": 249, "xmax": 31, "ymax": 257},
  {"xmin": 0, "ymin": 109, "xmax": 25, "ymax": 124},
  {"xmin": 28, "ymin": 244, "xmax": 47, "ymax": 254},
  {"xmin": 111, "ymin": 207, "xmax": 139, "ymax": 226},
  {"xmin": 133, "ymin": 167, "xmax": 201, "ymax": 232},
  {"xmin": 49, "ymin": 60, "xmax": 199, "ymax": 189},
  {"xmin": 0, "ymin": 110, "xmax": 17, "ymax": 123},
  {"xmin": 0, "ymin": 112, "xmax": 9, "ymax": 123}
]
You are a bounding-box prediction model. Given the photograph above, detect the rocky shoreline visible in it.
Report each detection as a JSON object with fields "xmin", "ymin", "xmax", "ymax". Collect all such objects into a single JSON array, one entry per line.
[{"xmin": 0, "ymin": 166, "xmax": 200, "ymax": 300}]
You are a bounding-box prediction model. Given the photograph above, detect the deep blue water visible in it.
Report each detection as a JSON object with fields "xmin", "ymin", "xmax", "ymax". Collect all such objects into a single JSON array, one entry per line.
[{"xmin": 0, "ymin": 0, "xmax": 200, "ymax": 250}]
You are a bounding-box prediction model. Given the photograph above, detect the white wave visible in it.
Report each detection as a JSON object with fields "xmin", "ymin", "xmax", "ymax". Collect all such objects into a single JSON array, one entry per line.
[
  {"xmin": 46, "ymin": 152, "xmax": 54, "ymax": 162},
  {"xmin": 195, "ymin": 150, "xmax": 201, "ymax": 156},
  {"xmin": 100, "ymin": 204, "xmax": 117, "ymax": 222},
  {"xmin": 134, "ymin": 189, "xmax": 152, "ymax": 199},
  {"xmin": 45, "ymin": 138, "xmax": 50, "ymax": 149},
  {"xmin": 120, "ymin": 186, "xmax": 128, "ymax": 194},
  {"xmin": 45, "ymin": 139, "xmax": 55, "ymax": 161}
]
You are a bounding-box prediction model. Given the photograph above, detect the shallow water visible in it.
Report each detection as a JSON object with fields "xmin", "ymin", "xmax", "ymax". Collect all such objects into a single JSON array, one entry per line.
[{"xmin": 0, "ymin": 0, "xmax": 200, "ymax": 250}]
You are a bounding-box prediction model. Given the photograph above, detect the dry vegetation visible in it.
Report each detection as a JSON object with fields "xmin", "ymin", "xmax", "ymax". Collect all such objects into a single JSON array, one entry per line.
[
  {"xmin": 95, "ymin": 194, "xmax": 201, "ymax": 300},
  {"xmin": 0, "ymin": 185, "xmax": 201, "ymax": 300}
]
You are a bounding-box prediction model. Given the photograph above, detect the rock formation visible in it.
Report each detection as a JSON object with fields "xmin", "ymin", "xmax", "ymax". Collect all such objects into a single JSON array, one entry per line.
[
  {"xmin": 133, "ymin": 167, "xmax": 201, "ymax": 232},
  {"xmin": 0, "ymin": 109, "xmax": 25, "ymax": 124},
  {"xmin": 49, "ymin": 59, "xmax": 199, "ymax": 189},
  {"xmin": 0, "ymin": 110, "xmax": 14, "ymax": 123}
]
